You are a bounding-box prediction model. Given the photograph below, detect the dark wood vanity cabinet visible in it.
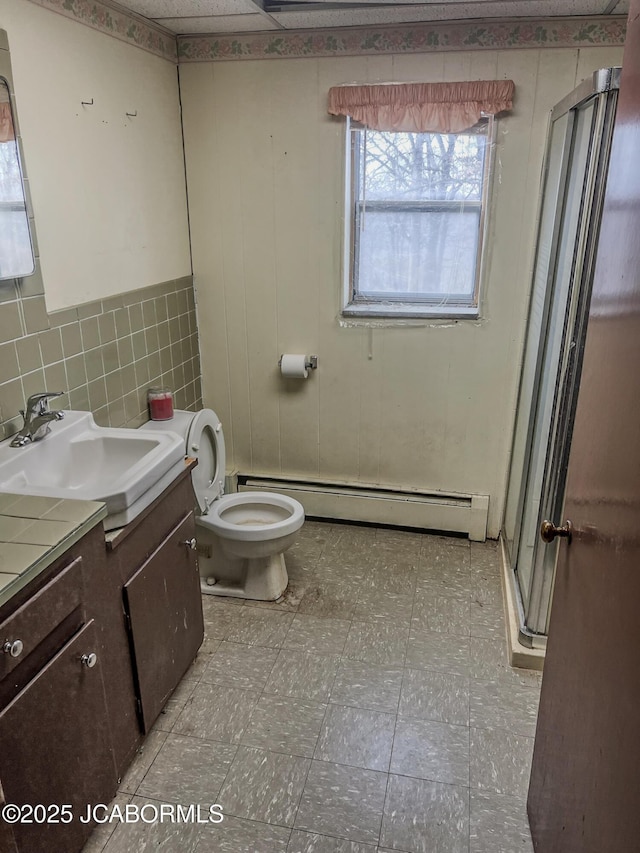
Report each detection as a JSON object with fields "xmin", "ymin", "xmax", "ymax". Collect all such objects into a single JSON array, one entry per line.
[{"xmin": 0, "ymin": 464, "xmax": 203, "ymax": 853}]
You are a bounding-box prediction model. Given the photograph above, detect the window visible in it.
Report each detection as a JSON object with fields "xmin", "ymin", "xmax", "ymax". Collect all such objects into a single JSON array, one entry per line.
[{"xmin": 344, "ymin": 117, "xmax": 493, "ymax": 318}]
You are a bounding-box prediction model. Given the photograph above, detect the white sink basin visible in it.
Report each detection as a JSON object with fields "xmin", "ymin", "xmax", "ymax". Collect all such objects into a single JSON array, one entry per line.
[{"xmin": 0, "ymin": 411, "xmax": 185, "ymax": 530}]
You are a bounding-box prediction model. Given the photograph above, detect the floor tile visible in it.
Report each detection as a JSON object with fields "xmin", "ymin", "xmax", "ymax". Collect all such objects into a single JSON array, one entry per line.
[
  {"xmin": 201, "ymin": 600, "xmax": 244, "ymax": 640},
  {"xmin": 298, "ymin": 579, "xmax": 358, "ymax": 620},
  {"xmin": 314, "ymin": 704, "xmax": 395, "ymax": 772},
  {"xmin": 284, "ymin": 614, "xmax": 351, "ymax": 655},
  {"xmin": 330, "ymin": 661, "xmax": 402, "ymax": 714},
  {"xmin": 332, "ymin": 527, "xmax": 379, "ymax": 551},
  {"xmin": 225, "ymin": 608, "xmax": 295, "ymax": 648},
  {"xmin": 288, "ymin": 830, "xmax": 377, "ymax": 852},
  {"xmin": 295, "ymin": 760, "xmax": 387, "ymax": 844},
  {"xmin": 469, "ymin": 727, "xmax": 534, "ymax": 797},
  {"xmin": 399, "ymin": 668, "xmax": 469, "ymax": 726},
  {"xmin": 200, "ymin": 641, "xmax": 279, "ymax": 690},
  {"xmin": 469, "ymin": 542, "xmax": 500, "ymax": 572},
  {"xmin": 471, "ymin": 573, "xmax": 504, "ymax": 608},
  {"xmin": 353, "ymin": 589, "xmax": 413, "ymax": 626},
  {"xmin": 380, "ymin": 774, "xmax": 469, "ymax": 853},
  {"xmin": 469, "ymin": 637, "xmax": 542, "ymax": 688},
  {"xmin": 416, "ymin": 567, "xmax": 473, "ymax": 599},
  {"xmin": 470, "ymin": 789, "xmax": 534, "ymax": 853},
  {"xmin": 266, "ymin": 650, "xmax": 341, "ymax": 701},
  {"xmin": 103, "ymin": 796, "xmax": 200, "ymax": 853},
  {"xmin": 218, "ymin": 746, "xmax": 310, "ymax": 826},
  {"xmin": 136, "ymin": 734, "xmax": 236, "ymax": 803},
  {"xmin": 172, "ymin": 682, "xmax": 260, "ymax": 744},
  {"xmin": 363, "ymin": 564, "xmax": 418, "ymax": 596},
  {"xmin": 316, "ymin": 553, "xmax": 370, "ymax": 583},
  {"xmin": 343, "ymin": 621, "xmax": 408, "ymax": 667},
  {"xmin": 187, "ymin": 640, "xmax": 222, "ymax": 680},
  {"xmin": 412, "ymin": 594, "xmax": 470, "ymax": 637},
  {"xmin": 391, "ymin": 717, "xmax": 469, "ymax": 786},
  {"xmin": 83, "ymin": 792, "xmax": 130, "ymax": 853},
  {"xmin": 194, "ymin": 814, "xmax": 291, "ymax": 852},
  {"xmin": 119, "ymin": 730, "xmax": 168, "ymax": 794},
  {"xmin": 420, "ymin": 536, "xmax": 470, "ymax": 566},
  {"xmin": 469, "ymin": 601, "xmax": 505, "ymax": 640},
  {"xmin": 469, "ymin": 678, "xmax": 540, "ymax": 737},
  {"xmin": 152, "ymin": 678, "xmax": 199, "ymax": 733},
  {"xmin": 242, "ymin": 694, "xmax": 327, "ymax": 757},
  {"xmin": 287, "ymin": 550, "xmax": 323, "ymax": 581},
  {"xmin": 406, "ymin": 629, "xmax": 470, "ymax": 677}
]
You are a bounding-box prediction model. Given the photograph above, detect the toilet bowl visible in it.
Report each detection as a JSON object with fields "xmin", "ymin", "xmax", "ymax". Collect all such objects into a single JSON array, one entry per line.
[{"xmin": 139, "ymin": 409, "xmax": 304, "ymax": 600}]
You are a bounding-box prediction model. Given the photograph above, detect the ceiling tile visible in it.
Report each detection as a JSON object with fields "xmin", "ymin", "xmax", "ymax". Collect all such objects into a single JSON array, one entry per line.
[
  {"xmin": 123, "ymin": 0, "xmax": 262, "ymax": 18},
  {"xmin": 271, "ymin": 0, "xmax": 611, "ymax": 29},
  {"xmin": 158, "ymin": 13, "xmax": 277, "ymax": 32}
]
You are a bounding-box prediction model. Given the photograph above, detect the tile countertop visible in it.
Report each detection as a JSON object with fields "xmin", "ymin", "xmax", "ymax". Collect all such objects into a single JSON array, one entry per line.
[{"xmin": 0, "ymin": 493, "xmax": 107, "ymax": 610}]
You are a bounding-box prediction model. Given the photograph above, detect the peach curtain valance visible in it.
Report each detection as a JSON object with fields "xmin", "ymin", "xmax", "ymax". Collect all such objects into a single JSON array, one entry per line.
[
  {"xmin": 0, "ymin": 102, "xmax": 15, "ymax": 143},
  {"xmin": 327, "ymin": 80, "xmax": 515, "ymax": 133}
]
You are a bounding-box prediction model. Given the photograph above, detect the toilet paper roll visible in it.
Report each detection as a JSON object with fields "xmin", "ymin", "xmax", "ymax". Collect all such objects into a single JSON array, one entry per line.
[{"xmin": 280, "ymin": 354, "xmax": 309, "ymax": 379}]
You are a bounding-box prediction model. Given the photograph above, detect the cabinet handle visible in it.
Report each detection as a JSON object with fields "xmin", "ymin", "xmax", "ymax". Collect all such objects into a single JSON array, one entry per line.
[
  {"xmin": 3, "ymin": 639, "xmax": 23, "ymax": 658},
  {"xmin": 81, "ymin": 653, "xmax": 98, "ymax": 668},
  {"xmin": 181, "ymin": 538, "xmax": 197, "ymax": 551}
]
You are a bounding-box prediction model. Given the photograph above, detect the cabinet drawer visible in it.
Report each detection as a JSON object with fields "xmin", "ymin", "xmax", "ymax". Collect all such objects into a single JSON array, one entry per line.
[{"xmin": 0, "ymin": 556, "xmax": 84, "ymax": 681}]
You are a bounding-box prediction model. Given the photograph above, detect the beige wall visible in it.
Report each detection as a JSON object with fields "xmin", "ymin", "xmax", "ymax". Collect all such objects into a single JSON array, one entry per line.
[
  {"xmin": 0, "ymin": 0, "xmax": 191, "ymax": 311},
  {"xmin": 181, "ymin": 46, "xmax": 622, "ymax": 537}
]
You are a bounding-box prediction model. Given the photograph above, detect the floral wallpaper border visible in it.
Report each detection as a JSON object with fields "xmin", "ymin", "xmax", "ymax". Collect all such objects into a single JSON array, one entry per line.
[
  {"xmin": 23, "ymin": 1, "xmax": 626, "ymax": 65},
  {"xmin": 27, "ymin": 0, "xmax": 177, "ymax": 62},
  {"xmin": 177, "ymin": 16, "xmax": 626, "ymax": 62}
]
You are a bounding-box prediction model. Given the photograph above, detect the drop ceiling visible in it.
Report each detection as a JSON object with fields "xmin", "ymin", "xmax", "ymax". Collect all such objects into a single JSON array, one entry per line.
[{"xmin": 116, "ymin": 0, "xmax": 629, "ymax": 35}]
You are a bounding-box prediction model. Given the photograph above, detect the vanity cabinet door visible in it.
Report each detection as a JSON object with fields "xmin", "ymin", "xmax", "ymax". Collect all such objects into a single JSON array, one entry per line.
[
  {"xmin": 124, "ymin": 512, "xmax": 203, "ymax": 733},
  {"xmin": 0, "ymin": 620, "xmax": 117, "ymax": 853}
]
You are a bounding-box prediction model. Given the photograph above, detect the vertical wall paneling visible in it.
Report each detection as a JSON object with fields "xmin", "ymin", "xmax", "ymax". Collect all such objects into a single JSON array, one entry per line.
[{"xmin": 180, "ymin": 45, "xmax": 623, "ymax": 536}]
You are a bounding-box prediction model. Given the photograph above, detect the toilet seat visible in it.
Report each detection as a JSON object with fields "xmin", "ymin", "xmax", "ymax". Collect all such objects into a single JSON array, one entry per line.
[
  {"xmin": 203, "ymin": 491, "xmax": 305, "ymax": 541},
  {"xmin": 184, "ymin": 409, "xmax": 226, "ymax": 513},
  {"xmin": 138, "ymin": 408, "xmax": 305, "ymax": 600},
  {"xmin": 139, "ymin": 408, "xmax": 225, "ymax": 513}
]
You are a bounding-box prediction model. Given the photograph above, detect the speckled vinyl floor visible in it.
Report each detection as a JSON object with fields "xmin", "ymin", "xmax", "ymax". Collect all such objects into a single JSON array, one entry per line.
[{"xmin": 85, "ymin": 521, "xmax": 541, "ymax": 853}]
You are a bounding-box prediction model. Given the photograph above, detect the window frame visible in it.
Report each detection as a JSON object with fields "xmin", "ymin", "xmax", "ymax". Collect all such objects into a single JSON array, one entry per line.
[{"xmin": 342, "ymin": 115, "xmax": 496, "ymax": 320}]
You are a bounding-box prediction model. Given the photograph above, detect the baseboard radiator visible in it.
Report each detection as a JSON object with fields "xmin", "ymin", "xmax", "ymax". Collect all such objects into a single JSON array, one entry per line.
[{"xmin": 233, "ymin": 474, "xmax": 489, "ymax": 541}]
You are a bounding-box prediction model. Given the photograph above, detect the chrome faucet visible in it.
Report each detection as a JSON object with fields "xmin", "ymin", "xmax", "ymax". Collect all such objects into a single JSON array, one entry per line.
[{"xmin": 10, "ymin": 391, "xmax": 65, "ymax": 448}]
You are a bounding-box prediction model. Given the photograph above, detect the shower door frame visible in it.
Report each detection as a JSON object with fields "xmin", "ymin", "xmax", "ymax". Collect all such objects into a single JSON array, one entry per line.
[{"xmin": 505, "ymin": 68, "xmax": 620, "ymax": 644}]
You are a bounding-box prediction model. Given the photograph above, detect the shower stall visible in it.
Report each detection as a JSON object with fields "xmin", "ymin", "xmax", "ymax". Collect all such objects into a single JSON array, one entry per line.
[{"xmin": 503, "ymin": 68, "xmax": 620, "ymax": 645}]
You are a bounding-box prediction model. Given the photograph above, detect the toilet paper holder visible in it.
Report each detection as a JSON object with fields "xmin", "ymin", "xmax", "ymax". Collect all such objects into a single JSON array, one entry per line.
[{"xmin": 278, "ymin": 355, "xmax": 318, "ymax": 370}]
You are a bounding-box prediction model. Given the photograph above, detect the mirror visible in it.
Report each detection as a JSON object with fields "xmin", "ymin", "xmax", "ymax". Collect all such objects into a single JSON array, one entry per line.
[{"xmin": 0, "ymin": 76, "xmax": 34, "ymax": 280}]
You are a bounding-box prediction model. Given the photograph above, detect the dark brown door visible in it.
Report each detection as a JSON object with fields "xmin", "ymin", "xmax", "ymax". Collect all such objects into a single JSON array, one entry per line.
[
  {"xmin": 124, "ymin": 512, "xmax": 204, "ymax": 732},
  {"xmin": 0, "ymin": 621, "xmax": 117, "ymax": 853},
  {"xmin": 528, "ymin": 6, "xmax": 640, "ymax": 852}
]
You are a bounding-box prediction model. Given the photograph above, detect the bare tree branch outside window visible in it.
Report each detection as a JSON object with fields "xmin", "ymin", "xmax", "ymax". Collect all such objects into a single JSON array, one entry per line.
[{"xmin": 349, "ymin": 119, "xmax": 491, "ymax": 311}]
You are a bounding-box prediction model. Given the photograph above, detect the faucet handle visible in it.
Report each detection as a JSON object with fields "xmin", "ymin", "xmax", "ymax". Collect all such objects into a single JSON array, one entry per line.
[{"xmin": 26, "ymin": 391, "xmax": 65, "ymax": 415}]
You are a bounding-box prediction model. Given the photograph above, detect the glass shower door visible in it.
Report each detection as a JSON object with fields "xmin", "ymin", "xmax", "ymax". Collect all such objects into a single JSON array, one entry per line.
[{"xmin": 503, "ymin": 69, "xmax": 619, "ymax": 641}]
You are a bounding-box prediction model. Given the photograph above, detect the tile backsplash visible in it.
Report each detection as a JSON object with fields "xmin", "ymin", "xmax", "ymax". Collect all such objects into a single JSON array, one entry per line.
[{"xmin": 0, "ymin": 276, "xmax": 202, "ymax": 441}]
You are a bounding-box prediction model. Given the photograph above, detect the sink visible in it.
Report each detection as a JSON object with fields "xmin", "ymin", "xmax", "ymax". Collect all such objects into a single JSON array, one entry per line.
[{"xmin": 0, "ymin": 411, "xmax": 186, "ymax": 530}]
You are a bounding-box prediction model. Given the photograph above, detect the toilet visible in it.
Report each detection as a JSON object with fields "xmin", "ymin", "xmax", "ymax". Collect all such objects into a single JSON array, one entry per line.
[{"xmin": 139, "ymin": 409, "xmax": 304, "ymax": 600}]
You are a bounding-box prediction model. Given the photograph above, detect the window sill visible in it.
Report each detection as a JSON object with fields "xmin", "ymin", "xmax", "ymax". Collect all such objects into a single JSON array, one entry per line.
[{"xmin": 342, "ymin": 302, "xmax": 479, "ymax": 320}]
